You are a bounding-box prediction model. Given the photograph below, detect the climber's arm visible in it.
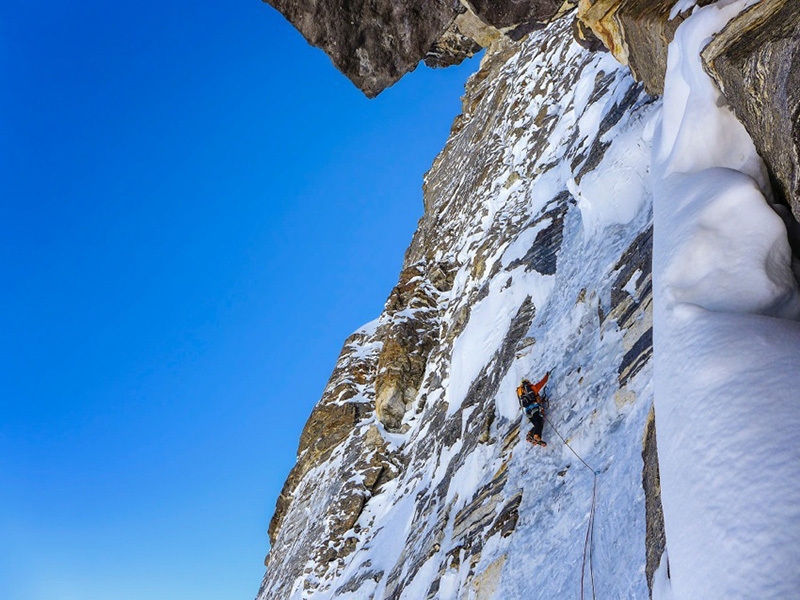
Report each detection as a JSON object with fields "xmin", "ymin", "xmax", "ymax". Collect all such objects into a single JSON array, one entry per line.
[{"xmin": 532, "ymin": 371, "xmax": 550, "ymax": 393}]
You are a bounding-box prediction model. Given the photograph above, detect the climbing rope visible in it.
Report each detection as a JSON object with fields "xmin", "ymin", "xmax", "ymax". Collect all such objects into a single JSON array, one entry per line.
[{"xmin": 544, "ymin": 414, "xmax": 600, "ymax": 600}]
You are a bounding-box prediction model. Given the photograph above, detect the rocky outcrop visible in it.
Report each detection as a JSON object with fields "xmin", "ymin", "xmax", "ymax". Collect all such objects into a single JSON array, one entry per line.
[
  {"xmin": 642, "ymin": 407, "xmax": 666, "ymax": 596},
  {"xmin": 576, "ymin": 0, "xmax": 715, "ymax": 95},
  {"xmin": 575, "ymin": 0, "xmax": 800, "ymax": 222},
  {"xmin": 424, "ymin": 16, "xmax": 484, "ymax": 69},
  {"xmin": 465, "ymin": 0, "xmax": 578, "ymax": 40},
  {"xmin": 266, "ymin": 325, "xmax": 382, "ymax": 546},
  {"xmin": 261, "ymin": 0, "xmax": 458, "ymax": 97},
  {"xmin": 701, "ymin": 0, "xmax": 800, "ymax": 220},
  {"xmin": 607, "ymin": 226, "xmax": 653, "ymax": 393},
  {"xmin": 572, "ymin": 14, "xmax": 608, "ymax": 52},
  {"xmin": 262, "ymin": 0, "xmax": 581, "ymax": 96},
  {"xmin": 374, "ymin": 262, "xmax": 450, "ymax": 431}
]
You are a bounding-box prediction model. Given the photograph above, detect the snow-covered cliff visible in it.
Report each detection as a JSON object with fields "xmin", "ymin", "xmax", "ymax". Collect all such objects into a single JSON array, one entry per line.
[
  {"xmin": 260, "ymin": 18, "xmax": 661, "ymax": 599},
  {"xmin": 257, "ymin": 2, "xmax": 800, "ymax": 598}
]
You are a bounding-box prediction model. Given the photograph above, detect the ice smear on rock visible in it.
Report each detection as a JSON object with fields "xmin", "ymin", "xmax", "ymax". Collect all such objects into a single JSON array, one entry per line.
[{"xmin": 652, "ymin": 1, "xmax": 800, "ymax": 598}]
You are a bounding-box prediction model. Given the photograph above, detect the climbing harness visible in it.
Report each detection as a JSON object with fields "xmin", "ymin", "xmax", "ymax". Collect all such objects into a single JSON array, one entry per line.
[
  {"xmin": 523, "ymin": 402, "xmax": 541, "ymax": 418},
  {"xmin": 544, "ymin": 414, "xmax": 600, "ymax": 600}
]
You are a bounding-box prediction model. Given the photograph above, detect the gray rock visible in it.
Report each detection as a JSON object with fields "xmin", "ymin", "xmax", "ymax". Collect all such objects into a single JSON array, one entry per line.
[
  {"xmin": 466, "ymin": 0, "xmax": 577, "ymax": 40},
  {"xmin": 702, "ymin": 0, "xmax": 800, "ymax": 221},
  {"xmin": 374, "ymin": 263, "xmax": 443, "ymax": 431},
  {"xmin": 576, "ymin": 0, "xmax": 716, "ymax": 95},
  {"xmin": 424, "ymin": 15, "xmax": 483, "ymax": 69},
  {"xmin": 262, "ymin": 0, "xmax": 459, "ymax": 97},
  {"xmin": 642, "ymin": 408, "xmax": 666, "ymax": 596},
  {"xmin": 262, "ymin": 0, "xmax": 581, "ymax": 97},
  {"xmin": 266, "ymin": 326, "xmax": 378, "ymax": 546}
]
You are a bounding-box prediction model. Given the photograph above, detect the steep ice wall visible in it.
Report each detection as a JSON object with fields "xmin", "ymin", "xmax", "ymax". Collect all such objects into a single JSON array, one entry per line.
[{"xmin": 258, "ymin": 18, "xmax": 663, "ymax": 599}]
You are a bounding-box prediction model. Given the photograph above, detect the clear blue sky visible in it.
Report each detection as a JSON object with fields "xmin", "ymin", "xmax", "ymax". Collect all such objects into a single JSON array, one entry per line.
[{"xmin": 0, "ymin": 2, "xmax": 478, "ymax": 599}]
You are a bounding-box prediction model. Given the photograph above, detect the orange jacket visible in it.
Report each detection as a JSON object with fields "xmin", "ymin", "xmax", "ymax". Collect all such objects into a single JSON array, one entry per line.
[{"xmin": 517, "ymin": 372, "xmax": 549, "ymax": 398}]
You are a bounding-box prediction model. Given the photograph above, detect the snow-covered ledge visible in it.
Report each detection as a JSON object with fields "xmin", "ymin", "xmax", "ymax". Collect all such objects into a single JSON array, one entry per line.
[{"xmin": 651, "ymin": 0, "xmax": 800, "ymax": 597}]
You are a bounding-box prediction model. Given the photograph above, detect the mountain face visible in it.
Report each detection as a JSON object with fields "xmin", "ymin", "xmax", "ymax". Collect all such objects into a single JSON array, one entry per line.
[
  {"xmin": 259, "ymin": 17, "xmax": 662, "ymax": 599},
  {"xmin": 257, "ymin": 1, "xmax": 800, "ymax": 599}
]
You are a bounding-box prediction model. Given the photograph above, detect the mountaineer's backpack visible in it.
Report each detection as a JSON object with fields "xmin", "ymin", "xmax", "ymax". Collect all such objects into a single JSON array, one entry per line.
[{"xmin": 517, "ymin": 380, "xmax": 547, "ymax": 417}]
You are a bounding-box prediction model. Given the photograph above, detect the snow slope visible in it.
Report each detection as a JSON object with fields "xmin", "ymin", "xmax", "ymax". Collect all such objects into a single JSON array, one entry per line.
[{"xmin": 651, "ymin": 1, "xmax": 800, "ymax": 598}]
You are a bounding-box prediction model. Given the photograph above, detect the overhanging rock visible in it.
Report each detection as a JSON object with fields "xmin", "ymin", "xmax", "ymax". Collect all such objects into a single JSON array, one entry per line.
[
  {"xmin": 465, "ymin": 0, "xmax": 578, "ymax": 40},
  {"xmin": 262, "ymin": 0, "xmax": 580, "ymax": 97},
  {"xmin": 262, "ymin": 0, "xmax": 459, "ymax": 97},
  {"xmin": 576, "ymin": 0, "xmax": 716, "ymax": 95},
  {"xmin": 576, "ymin": 0, "xmax": 800, "ymax": 225}
]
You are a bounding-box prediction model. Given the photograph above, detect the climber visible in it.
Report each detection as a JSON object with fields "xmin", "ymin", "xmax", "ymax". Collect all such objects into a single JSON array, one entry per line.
[{"xmin": 517, "ymin": 372, "xmax": 550, "ymax": 447}]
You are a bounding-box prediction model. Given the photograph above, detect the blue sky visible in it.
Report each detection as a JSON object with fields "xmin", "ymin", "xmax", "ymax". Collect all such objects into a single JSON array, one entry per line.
[{"xmin": 0, "ymin": 2, "xmax": 478, "ymax": 599}]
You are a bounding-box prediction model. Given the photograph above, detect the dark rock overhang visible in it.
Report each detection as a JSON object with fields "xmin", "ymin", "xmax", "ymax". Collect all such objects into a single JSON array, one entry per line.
[
  {"xmin": 262, "ymin": 0, "xmax": 800, "ymax": 221},
  {"xmin": 262, "ymin": 0, "xmax": 460, "ymax": 98},
  {"xmin": 261, "ymin": 0, "xmax": 578, "ymax": 97}
]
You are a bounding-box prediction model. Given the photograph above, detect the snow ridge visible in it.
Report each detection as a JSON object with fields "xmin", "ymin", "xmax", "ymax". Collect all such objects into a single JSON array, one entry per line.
[{"xmin": 652, "ymin": 1, "xmax": 800, "ymax": 598}]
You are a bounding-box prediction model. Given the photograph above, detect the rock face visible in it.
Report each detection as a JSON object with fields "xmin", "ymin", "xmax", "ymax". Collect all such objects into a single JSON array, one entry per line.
[
  {"xmin": 374, "ymin": 262, "xmax": 450, "ymax": 432},
  {"xmin": 262, "ymin": 0, "xmax": 581, "ymax": 96},
  {"xmin": 642, "ymin": 407, "xmax": 666, "ymax": 593},
  {"xmin": 258, "ymin": 17, "xmax": 664, "ymax": 599},
  {"xmin": 261, "ymin": 0, "xmax": 458, "ymax": 97},
  {"xmin": 255, "ymin": 1, "xmax": 800, "ymax": 598},
  {"xmin": 466, "ymin": 0, "xmax": 578, "ymax": 40},
  {"xmin": 266, "ymin": 324, "xmax": 387, "ymax": 548},
  {"xmin": 575, "ymin": 0, "xmax": 800, "ymax": 221},
  {"xmin": 701, "ymin": 0, "xmax": 800, "ymax": 220},
  {"xmin": 576, "ymin": 0, "xmax": 714, "ymax": 95}
]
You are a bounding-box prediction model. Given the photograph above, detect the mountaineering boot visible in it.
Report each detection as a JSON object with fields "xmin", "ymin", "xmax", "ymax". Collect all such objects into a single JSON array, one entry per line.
[{"xmin": 526, "ymin": 431, "xmax": 547, "ymax": 447}]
